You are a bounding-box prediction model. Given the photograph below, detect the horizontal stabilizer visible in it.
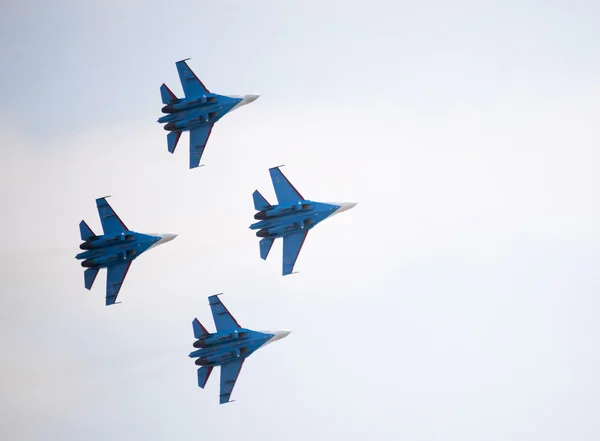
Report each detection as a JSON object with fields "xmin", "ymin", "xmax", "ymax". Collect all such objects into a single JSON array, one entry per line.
[
  {"xmin": 84, "ymin": 267, "xmax": 99, "ymax": 290},
  {"xmin": 197, "ymin": 366, "xmax": 213, "ymax": 389},
  {"xmin": 259, "ymin": 237, "xmax": 274, "ymax": 260},
  {"xmin": 192, "ymin": 318, "xmax": 209, "ymax": 339},
  {"xmin": 252, "ymin": 190, "xmax": 271, "ymax": 211},
  {"xmin": 167, "ymin": 131, "xmax": 181, "ymax": 154},
  {"xmin": 160, "ymin": 83, "xmax": 178, "ymax": 105},
  {"xmin": 79, "ymin": 220, "xmax": 96, "ymax": 241}
]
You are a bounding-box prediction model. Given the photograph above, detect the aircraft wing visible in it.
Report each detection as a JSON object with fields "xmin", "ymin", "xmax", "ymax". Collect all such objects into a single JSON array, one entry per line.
[
  {"xmin": 208, "ymin": 295, "xmax": 241, "ymax": 333},
  {"xmin": 219, "ymin": 359, "xmax": 245, "ymax": 404},
  {"xmin": 282, "ymin": 230, "xmax": 309, "ymax": 275},
  {"xmin": 175, "ymin": 59, "xmax": 210, "ymax": 98},
  {"xmin": 269, "ymin": 167, "xmax": 305, "ymax": 205},
  {"xmin": 189, "ymin": 124, "xmax": 213, "ymax": 169},
  {"xmin": 105, "ymin": 261, "xmax": 132, "ymax": 305},
  {"xmin": 96, "ymin": 197, "xmax": 129, "ymax": 235}
]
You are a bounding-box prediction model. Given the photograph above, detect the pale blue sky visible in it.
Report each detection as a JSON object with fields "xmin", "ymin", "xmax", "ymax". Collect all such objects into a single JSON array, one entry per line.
[{"xmin": 0, "ymin": 1, "xmax": 599, "ymax": 440}]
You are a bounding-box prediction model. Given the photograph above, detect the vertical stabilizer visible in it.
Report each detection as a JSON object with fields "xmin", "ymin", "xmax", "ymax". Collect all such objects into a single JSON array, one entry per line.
[
  {"xmin": 79, "ymin": 220, "xmax": 96, "ymax": 241},
  {"xmin": 197, "ymin": 366, "xmax": 213, "ymax": 389},
  {"xmin": 192, "ymin": 318, "xmax": 209, "ymax": 339},
  {"xmin": 253, "ymin": 190, "xmax": 271, "ymax": 211},
  {"xmin": 84, "ymin": 267, "xmax": 99, "ymax": 290},
  {"xmin": 259, "ymin": 237, "xmax": 275, "ymax": 260},
  {"xmin": 167, "ymin": 131, "xmax": 181, "ymax": 153},
  {"xmin": 160, "ymin": 83, "xmax": 178, "ymax": 105}
]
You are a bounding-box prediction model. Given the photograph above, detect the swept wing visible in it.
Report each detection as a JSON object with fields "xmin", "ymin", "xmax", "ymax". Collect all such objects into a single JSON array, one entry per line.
[
  {"xmin": 208, "ymin": 295, "xmax": 241, "ymax": 333},
  {"xmin": 175, "ymin": 59, "xmax": 210, "ymax": 98},
  {"xmin": 269, "ymin": 167, "xmax": 305, "ymax": 205},
  {"xmin": 96, "ymin": 197, "xmax": 129, "ymax": 235},
  {"xmin": 219, "ymin": 359, "xmax": 245, "ymax": 404},
  {"xmin": 282, "ymin": 230, "xmax": 309, "ymax": 275},
  {"xmin": 105, "ymin": 261, "xmax": 132, "ymax": 305},
  {"xmin": 189, "ymin": 124, "xmax": 213, "ymax": 168}
]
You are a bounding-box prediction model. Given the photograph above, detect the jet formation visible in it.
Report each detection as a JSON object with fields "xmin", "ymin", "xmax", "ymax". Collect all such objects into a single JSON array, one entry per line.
[
  {"xmin": 73, "ymin": 57, "xmax": 357, "ymax": 405},
  {"xmin": 157, "ymin": 59, "xmax": 260, "ymax": 168},
  {"xmin": 189, "ymin": 294, "xmax": 291, "ymax": 404},
  {"xmin": 251, "ymin": 166, "xmax": 357, "ymax": 275},
  {"xmin": 75, "ymin": 197, "xmax": 177, "ymax": 305}
]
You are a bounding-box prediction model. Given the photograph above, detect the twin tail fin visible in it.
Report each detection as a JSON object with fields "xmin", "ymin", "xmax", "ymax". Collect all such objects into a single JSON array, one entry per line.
[
  {"xmin": 197, "ymin": 366, "xmax": 213, "ymax": 389},
  {"xmin": 79, "ymin": 220, "xmax": 96, "ymax": 241},
  {"xmin": 84, "ymin": 267, "xmax": 99, "ymax": 290},
  {"xmin": 253, "ymin": 190, "xmax": 270, "ymax": 211},
  {"xmin": 160, "ymin": 83, "xmax": 178, "ymax": 105},
  {"xmin": 192, "ymin": 318, "xmax": 209, "ymax": 339}
]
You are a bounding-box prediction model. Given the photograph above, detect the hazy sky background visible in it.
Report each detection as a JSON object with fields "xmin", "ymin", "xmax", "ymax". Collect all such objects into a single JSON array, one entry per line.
[{"xmin": 1, "ymin": 1, "xmax": 599, "ymax": 440}]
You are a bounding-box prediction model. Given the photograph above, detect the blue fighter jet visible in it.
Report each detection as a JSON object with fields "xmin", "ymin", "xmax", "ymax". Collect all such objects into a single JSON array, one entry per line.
[
  {"xmin": 157, "ymin": 58, "xmax": 260, "ymax": 168},
  {"xmin": 250, "ymin": 166, "xmax": 357, "ymax": 275},
  {"xmin": 75, "ymin": 197, "xmax": 177, "ymax": 305},
  {"xmin": 189, "ymin": 294, "xmax": 291, "ymax": 404}
]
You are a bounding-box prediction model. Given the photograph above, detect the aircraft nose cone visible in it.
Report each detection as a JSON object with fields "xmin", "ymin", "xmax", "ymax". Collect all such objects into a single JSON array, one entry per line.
[
  {"xmin": 149, "ymin": 233, "xmax": 178, "ymax": 250},
  {"xmin": 335, "ymin": 202, "xmax": 358, "ymax": 214},
  {"xmin": 231, "ymin": 94, "xmax": 260, "ymax": 112},
  {"xmin": 265, "ymin": 329, "xmax": 292, "ymax": 346},
  {"xmin": 160, "ymin": 233, "xmax": 178, "ymax": 243},
  {"xmin": 244, "ymin": 93, "xmax": 260, "ymax": 104}
]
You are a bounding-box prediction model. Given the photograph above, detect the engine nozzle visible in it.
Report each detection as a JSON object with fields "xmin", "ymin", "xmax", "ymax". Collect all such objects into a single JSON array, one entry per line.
[
  {"xmin": 254, "ymin": 210, "xmax": 267, "ymax": 220},
  {"xmin": 193, "ymin": 338, "xmax": 206, "ymax": 349}
]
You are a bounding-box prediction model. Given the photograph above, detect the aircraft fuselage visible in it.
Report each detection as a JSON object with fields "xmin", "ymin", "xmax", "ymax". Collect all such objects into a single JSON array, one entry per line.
[
  {"xmin": 75, "ymin": 232, "xmax": 160, "ymax": 269},
  {"xmin": 189, "ymin": 329, "xmax": 274, "ymax": 367},
  {"xmin": 250, "ymin": 200, "xmax": 340, "ymax": 239},
  {"xmin": 158, "ymin": 94, "xmax": 242, "ymax": 132}
]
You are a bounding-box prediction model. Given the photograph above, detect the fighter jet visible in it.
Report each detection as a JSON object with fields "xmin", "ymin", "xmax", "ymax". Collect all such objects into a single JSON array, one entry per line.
[
  {"xmin": 250, "ymin": 166, "xmax": 357, "ymax": 275},
  {"xmin": 157, "ymin": 58, "xmax": 260, "ymax": 169},
  {"xmin": 189, "ymin": 294, "xmax": 291, "ymax": 404},
  {"xmin": 75, "ymin": 197, "xmax": 177, "ymax": 305}
]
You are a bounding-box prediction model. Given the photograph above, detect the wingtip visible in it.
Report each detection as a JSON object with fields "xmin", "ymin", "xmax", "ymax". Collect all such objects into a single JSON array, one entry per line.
[{"xmin": 207, "ymin": 293, "xmax": 224, "ymax": 304}]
